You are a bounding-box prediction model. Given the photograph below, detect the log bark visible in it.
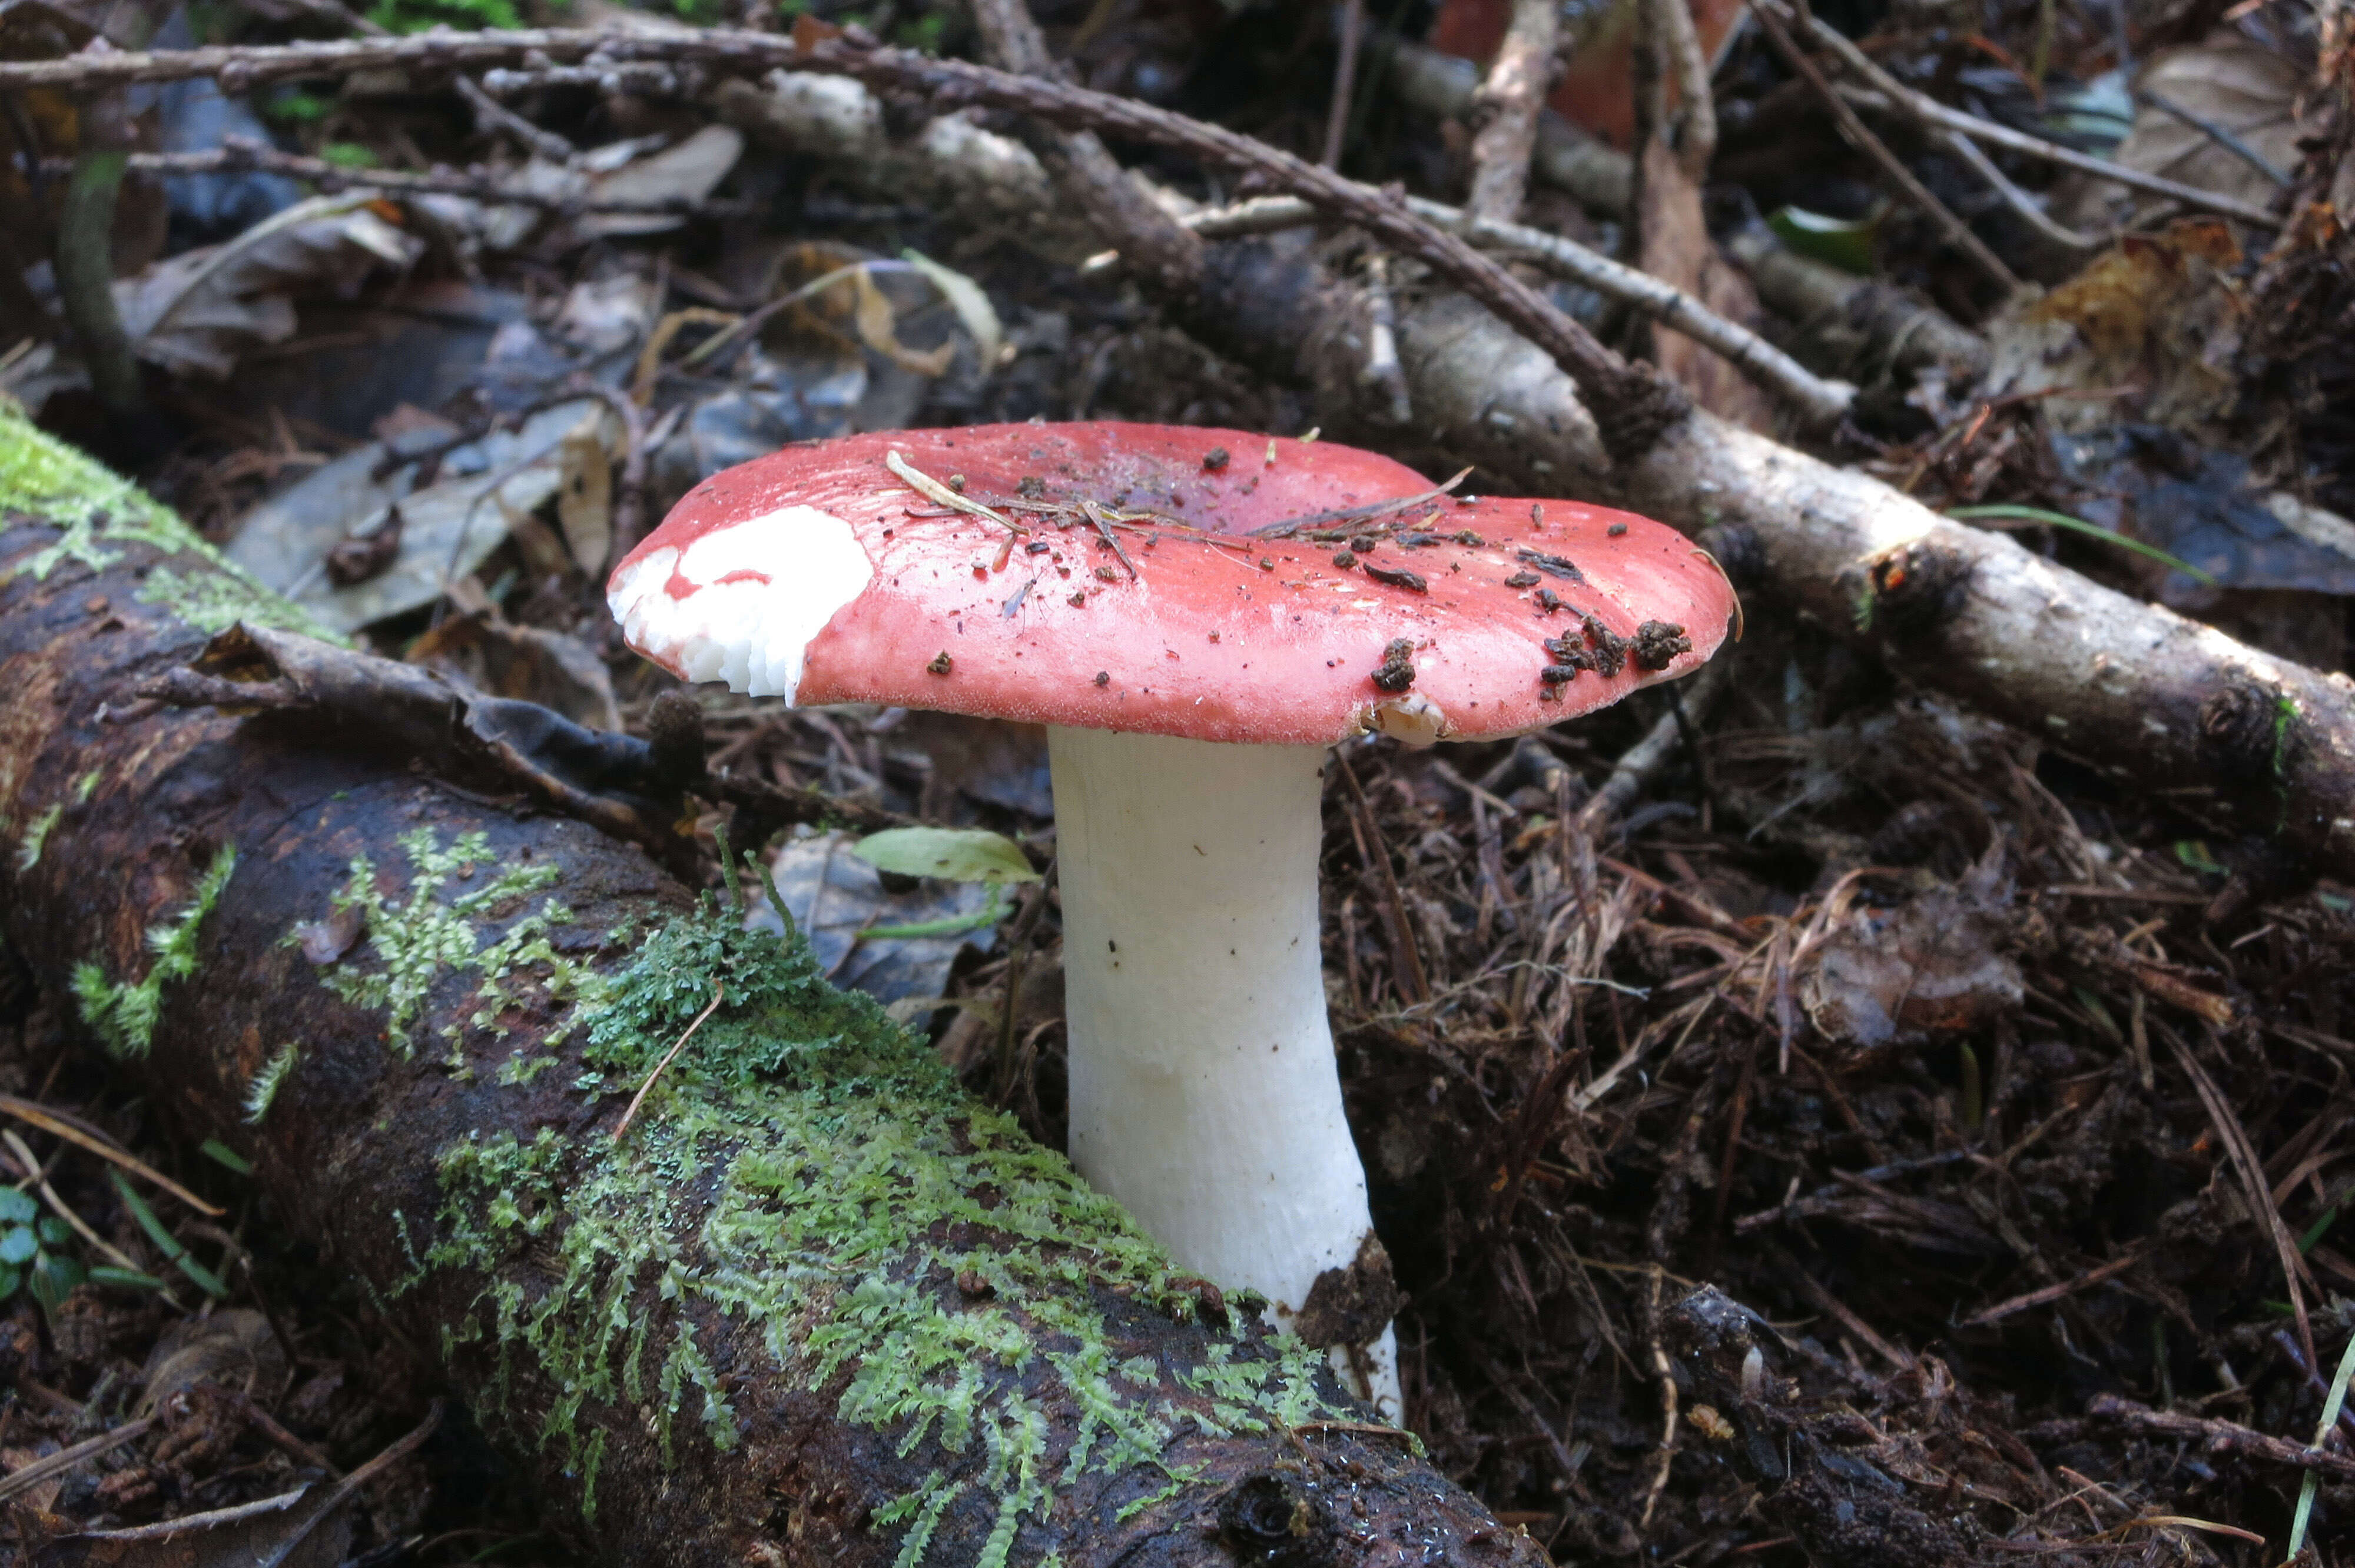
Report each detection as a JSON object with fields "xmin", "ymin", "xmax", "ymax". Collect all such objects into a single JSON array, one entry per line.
[
  {"xmin": 720, "ymin": 67, "xmax": 2355, "ymax": 886},
  {"xmin": 0, "ymin": 410, "xmax": 1540, "ymax": 1568}
]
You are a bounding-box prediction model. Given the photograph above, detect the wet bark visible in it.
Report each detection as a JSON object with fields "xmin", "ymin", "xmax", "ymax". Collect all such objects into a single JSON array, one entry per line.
[{"xmin": 0, "ymin": 454, "xmax": 1542, "ymax": 1567}]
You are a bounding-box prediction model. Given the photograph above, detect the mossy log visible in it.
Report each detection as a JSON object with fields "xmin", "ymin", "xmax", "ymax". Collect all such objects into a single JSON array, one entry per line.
[{"xmin": 0, "ymin": 407, "xmax": 1542, "ymax": 1568}]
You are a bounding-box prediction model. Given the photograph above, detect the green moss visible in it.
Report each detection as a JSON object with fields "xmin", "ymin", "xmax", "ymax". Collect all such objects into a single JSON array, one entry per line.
[
  {"xmin": 331, "ymin": 835, "xmax": 1351, "ymax": 1565},
  {"xmin": 315, "ymin": 829, "xmax": 568, "ymax": 1057},
  {"xmin": 0, "ymin": 400, "xmax": 336, "ymax": 642},
  {"xmin": 74, "ymin": 843, "xmax": 237, "ymax": 1058},
  {"xmin": 14, "ymin": 802, "xmax": 59, "ymax": 871},
  {"xmin": 73, "ymin": 769, "xmax": 101, "ymax": 804},
  {"xmin": 244, "ymin": 1041, "xmax": 299, "ymax": 1124}
]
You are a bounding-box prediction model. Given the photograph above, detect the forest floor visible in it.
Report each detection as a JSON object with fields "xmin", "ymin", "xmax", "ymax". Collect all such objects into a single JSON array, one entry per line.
[{"xmin": 5, "ymin": 0, "xmax": 2355, "ymax": 1565}]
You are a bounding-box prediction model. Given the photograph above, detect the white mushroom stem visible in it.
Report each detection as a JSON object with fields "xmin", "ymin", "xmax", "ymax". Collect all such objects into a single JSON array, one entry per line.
[{"xmin": 1047, "ymin": 726, "xmax": 1399, "ymax": 1417}]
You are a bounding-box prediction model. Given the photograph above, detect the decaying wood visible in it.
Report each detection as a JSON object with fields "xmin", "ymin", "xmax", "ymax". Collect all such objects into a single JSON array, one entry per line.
[
  {"xmin": 0, "ymin": 433, "xmax": 1542, "ymax": 1568},
  {"xmin": 714, "ymin": 61, "xmax": 2355, "ymax": 889},
  {"xmin": 1463, "ymin": 0, "xmax": 1558, "ymax": 224}
]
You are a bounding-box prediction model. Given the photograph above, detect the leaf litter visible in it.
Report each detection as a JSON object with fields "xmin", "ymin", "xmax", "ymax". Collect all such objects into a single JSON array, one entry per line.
[{"xmin": 9, "ymin": 0, "xmax": 2355, "ymax": 1563}]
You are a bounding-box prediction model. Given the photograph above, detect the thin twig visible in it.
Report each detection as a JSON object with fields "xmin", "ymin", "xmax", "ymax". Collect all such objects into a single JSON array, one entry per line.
[
  {"xmin": 1465, "ymin": 0, "xmax": 1560, "ymax": 222},
  {"xmin": 268, "ymin": 0, "xmax": 574, "ymax": 161},
  {"xmin": 1321, "ymin": 0, "xmax": 1366, "ymax": 170},
  {"xmin": 0, "ymin": 1415, "xmax": 157, "ymax": 1502},
  {"xmin": 967, "ymin": 0, "xmax": 1205, "ymax": 297},
  {"xmin": 1791, "ymin": 7, "xmax": 2281, "ymax": 226},
  {"xmin": 1639, "ymin": 1264, "xmax": 1680, "ymax": 1531},
  {"xmin": 2136, "ymin": 85, "xmax": 2294, "ymax": 187},
  {"xmin": 251, "ymin": 1400, "xmax": 444, "ymax": 1568},
  {"xmin": 1, "ymin": 1127, "xmax": 156, "ymax": 1280},
  {"xmin": 1147, "ymin": 193, "xmax": 1853, "ymax": 427},
  {"xmin": 1748, "ymin": 0, "xmax": 2020, "ymax": 293},
  {"xmin": 0, "ymin": 1091, "xmax": 225, "ymax": 1215},
  {"xmin": 0, "ymin": 25, "xmax": 1686, "ymax": 461},
  {"xmin": 1650, "ymin": 0, "xmax": 1717, "ymax": 181},
  {"xmin": 612, "ymin": 982, "xmax": 725, "ymax": 1140},
  {"xmin": 65, "ymin": 142, "xmax": 741, "ymax": 214},
  {"xmin": 1575, "ymin": 661, "xmax": 1731, "ymax": 835},
  {"xmin": 2164, "ymin": 1026, "xmax": 2315, "ymax": 1373},
  {"xmin": 1936, "ymin": 129, "xmax": 2102, "ymax": 251}
]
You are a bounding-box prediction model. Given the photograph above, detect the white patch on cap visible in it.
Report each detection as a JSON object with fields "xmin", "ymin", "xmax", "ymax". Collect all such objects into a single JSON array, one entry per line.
[
  {"xmin": 607, "ymin": 506, "xmax": 873, "ymax": 701},
  {"xmin": 1365, "ymin": 692, "xmax": 1447, "ymax": 747}
]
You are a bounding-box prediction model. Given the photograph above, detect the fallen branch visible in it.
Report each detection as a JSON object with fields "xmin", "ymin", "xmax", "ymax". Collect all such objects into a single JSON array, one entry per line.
[
  {"xmin": 0, "ymin": 414, "xmax": 1542, "ymax": 1568},
  {"xmin": 724, "ymin": 58, "xmax": 2355, "ymax": 886},
  {"xmin": 1779, "ymin": 4, "xmax": 2283, "ymax": 228},
  {"xmin": 1383, "ymin": 33, "xmax": 1988, "ymax": 389},
  {"xmin": 1464, "ymin": 0, "xmax": 1559, "ymax": 222},
  {"xmin": 1748, "ymin": 0, "xmax": 2018, "ymax": 293},
  {"xmin": 69, "ymin": 142, "xmax": 749, "ymax": 214},
  {"xmin": 0, "ymin": 25, "xmax": 1689, "ymax": 462},
  {"xmin": 1123, "ymin": 192, "xmax": 1854, "ymax": 428}
]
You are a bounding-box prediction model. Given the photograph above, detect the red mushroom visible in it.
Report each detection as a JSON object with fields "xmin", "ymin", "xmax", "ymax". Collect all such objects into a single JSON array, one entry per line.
[{"xmin": 609, "ymin": 422, "xmax": 1735, "ymax": 1416}]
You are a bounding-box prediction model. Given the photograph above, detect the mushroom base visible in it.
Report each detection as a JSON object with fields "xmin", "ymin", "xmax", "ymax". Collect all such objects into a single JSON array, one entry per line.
[{"xmin": 1048, "ymin": 726, "xmax": 1398, "ymax": 1416}]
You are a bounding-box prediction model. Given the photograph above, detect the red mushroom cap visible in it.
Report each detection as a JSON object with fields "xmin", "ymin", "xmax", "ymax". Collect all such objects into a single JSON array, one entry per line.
[{"xmin": 609, "ymin": 422, "xmax": 1734, "ymax": 746}]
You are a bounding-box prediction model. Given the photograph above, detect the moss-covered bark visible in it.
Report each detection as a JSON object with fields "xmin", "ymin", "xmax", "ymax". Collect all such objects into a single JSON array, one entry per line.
[{"xmin": 0, "ymin": 407, "xmax": 1542, "ymax": 1568}]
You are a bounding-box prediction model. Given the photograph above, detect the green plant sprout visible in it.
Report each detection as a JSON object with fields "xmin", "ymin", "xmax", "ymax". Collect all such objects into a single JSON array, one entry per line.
[
  {"xmin": 1946, "ymin": 503, "xmax": 2217, "ymax": 585},
  {"xmin": 851, "ymin": 826, "xmax": 1038, "ymax": 939}
]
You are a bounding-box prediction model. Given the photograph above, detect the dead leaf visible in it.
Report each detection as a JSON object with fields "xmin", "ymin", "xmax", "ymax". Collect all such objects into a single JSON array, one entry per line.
[
  {"xmin": 137, "ymin": 1309, "xmax": 284, "ymax": 1413},
  {"xmin": 556, "ymin": 424, "xmax": 614, "ymax": 576},
  {"xmin": 1983, "ymin": 219, "xmax": 2245, "ymax": 436},
  {"xmin": 405, "ymin": 612, "xmax": 623, "ymax": 732},
  {"xmin": 1802, "ymin": 881, "xmax": 2022, "ymax": 1051},
  {"xmin": 227, "ymin": 398, "xmax": 604, "ymax": 633},
  {"xmin": 1636, "ymin": 139, "xmax": 1777, "ymax": 430},
  {"xmin": 2120, "ymin": 39, "xmax": 2303, "ymax": 216},
  {"xmin": 113, "ymin": 195, "xmax": 421, "ymax": 380},
  {"xmin": 900, "ymin": 248, "xmax": 1004, "ymax": 369},
  {"xmin": 848, "ymin": 265, "xmax": 955, "ymax": 377},
  {"xmin": 573, "ymin": 125, "xmax": 743, "ymax": 241}
]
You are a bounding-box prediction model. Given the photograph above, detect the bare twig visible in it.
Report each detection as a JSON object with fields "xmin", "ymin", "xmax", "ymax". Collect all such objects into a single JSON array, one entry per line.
[
  {"xmin": 1789, "ymin": 8, "xmax": 2282, "ymax": 227},
  {"xmin": 54, "ymin": 142, "xmax": 739, "ymax": 214},
  {"xmin": 1938, "ymin": 130, "xmax": 2102, "ymax": 251},
  {"xmin": 1639, "ymin": 1264, "xmax": 1680, "ymax": 1531},
  {"xmin": 1321, "ymin": 0, "xmax": 1366, "ymax": 170},
  {"xmin": 0, "ymin": 1416, "xmax": 158, "ymax": 1502},
  {"xmin": 251, "ymin": 1401, "xmax": 444, "ymax": 1568},
  {"xmin": 268, "ymin": 0, "xmax": 575, "ymax": 161},
  {"xmin": 1574, "ymin": 660, "xmax": 1731, "ymax": 835},
  {"xmin": 2137, "ymin": 85, "xmax": 2294, "ymax": 187},
  {"xmin": 613, "ymin": 981, "xmax": 725, "ymax": 1140},
  {"xmin": 0, "ymin": 1091, "xmax": 225, "ymax": 1215},
  {"xmin": 1155, "ymin": 193, "xmax": 1853, "ymax": 427},
  {"xmin": 0, "ymin": 1127, "xmax": 152, "ymax": 1278},
  {"xmin": 1650, "ymin": 0, "xmax": 1716, "ymax": 181},
  {"xmin": 1748, "ymin": 0, "xmax": 2020, "ymax": 293},
  {"xmin": 967, "ymin": 0, "xmax": 1204, "ymax": 298},
  {"xmin": 1465, "ymin": 0, "xmax": 1560, "ymax": 222},
  {"xmin": 0, "ymin": 25, "xmax": 1684, "ymax": 461}
]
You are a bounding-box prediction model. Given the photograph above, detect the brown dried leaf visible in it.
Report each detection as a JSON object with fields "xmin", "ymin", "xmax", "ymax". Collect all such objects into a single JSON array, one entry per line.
[{"xmin": 2120, "ymin": 39, "xmax": 2303, "ymax": 215}]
